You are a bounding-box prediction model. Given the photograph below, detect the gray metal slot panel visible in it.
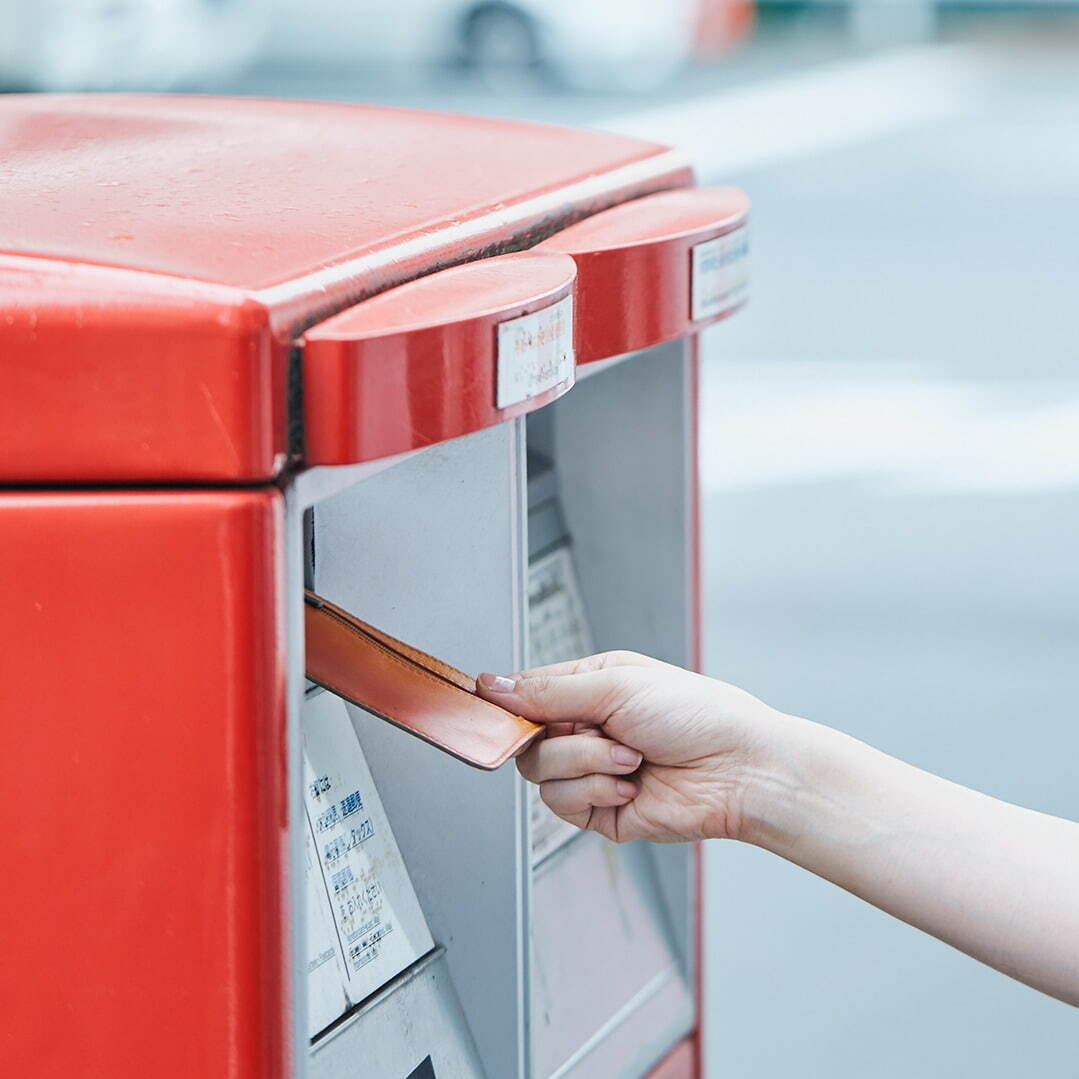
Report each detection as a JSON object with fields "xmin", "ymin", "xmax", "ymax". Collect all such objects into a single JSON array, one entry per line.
[
  {"xmin": 531, "ymin": 833, "xmax": 693, "ymax": 1079},
  {"xmin": 311, "ymin": 422, "xmax": 530, "ymax": 1079},
  {"xmin": 547, "ymin": 341, "xmax": 692, "ymax": 668},
  {"xmin": 643, "ymin": 843, "xmax": 696, "ymax": 983},
  {"xmin": 527, "ymin": 342, "xmax": 698, "ymax": 1079},
  {"xmin": 528, "ymin": 499, "xmax": 569, "ymax": 562},
  {"xmin": 537, "ymin": 342, "xmax": 698, "ymax": 981},
  {"xmin": 310, "ymin": 949, "xmax": 484, "ymax": 1079},
  {"xmin": 526, "ymin": 447, "xmax": 559, "ymax": 508},
  {"xmin": 553, "ymin": 970, "xmax": 691, "ymax": 1079}
]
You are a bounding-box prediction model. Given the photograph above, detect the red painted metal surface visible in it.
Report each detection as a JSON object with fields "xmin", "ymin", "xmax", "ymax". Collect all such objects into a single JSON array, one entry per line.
[
  {"xmin": 303, "ymin": 250, "xmax": 577, "ymax": 464},
  {"xmin": 0, "ymin": 257, "xmax": 283, "ymax": 484},
  {"xmin": 646, "ymin": 1037, "xmax": 699, "ymax": 1079},
  {"xmin": 0, "ymin": 492, "xmax": 288, "ymax": 1079},
  {"xmin": 0, "ymin": 95, "xmax": 690, "ymax": 483},
  {"xmin": 539, "ymin": 186, "xmax": 749, "ymax": 365},
  {"xmin": 0, "ymin": 96, "xmax": 679, "ymax": 293}
]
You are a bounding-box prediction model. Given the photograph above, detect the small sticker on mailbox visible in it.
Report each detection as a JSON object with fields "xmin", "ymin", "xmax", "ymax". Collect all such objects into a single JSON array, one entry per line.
[
  {"xmin": 691, "ymin": 225, "xmax": 749, "ymax": 322},
  {"xmin": 496, "ymin": 295, "xmax": 574, "ymax": 410}
]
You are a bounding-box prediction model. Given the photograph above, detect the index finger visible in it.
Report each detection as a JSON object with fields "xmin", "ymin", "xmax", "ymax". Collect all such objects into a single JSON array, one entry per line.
[
  {"xmin": 510, "ymin": 650, "xmax": 668, "ymax": 681},
  {"xmin": 476, "ymin": 667, "xmax": 632, "ymax": 727}
]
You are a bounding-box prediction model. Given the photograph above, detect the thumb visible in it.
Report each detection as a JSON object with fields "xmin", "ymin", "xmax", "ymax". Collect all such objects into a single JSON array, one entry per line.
[{"xmin": 476, "ymin": 669, "xmax": 624, "ymax": 727}]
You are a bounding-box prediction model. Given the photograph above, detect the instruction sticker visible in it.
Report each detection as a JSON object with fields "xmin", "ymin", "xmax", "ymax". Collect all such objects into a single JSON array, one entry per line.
[
  {"xmin": 691, "ymin": 225, "xmax": 749, "ymax": 322},
  {"xmin": 496, "ymin": 295, "xmax": 574, "ymax": 410},
  {"xmin": 303, "ymin": 692, "xmax": 434, "ymax": 1037}
]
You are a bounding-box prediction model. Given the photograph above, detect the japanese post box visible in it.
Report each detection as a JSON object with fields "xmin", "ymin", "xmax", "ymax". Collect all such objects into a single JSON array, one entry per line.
[{"xmin": 0, "ymin": 95, "xmax": 748, "ymax": 1079}]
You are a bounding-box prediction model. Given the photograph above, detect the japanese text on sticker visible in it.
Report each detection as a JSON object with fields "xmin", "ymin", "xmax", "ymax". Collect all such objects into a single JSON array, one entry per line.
[
  {"xmin": 496, "ymin": 295, "xmax": 574, "ymax": 410},
  {"xmin": 691, "ymin": 226, "xmax": 749, "ymax": 322}
]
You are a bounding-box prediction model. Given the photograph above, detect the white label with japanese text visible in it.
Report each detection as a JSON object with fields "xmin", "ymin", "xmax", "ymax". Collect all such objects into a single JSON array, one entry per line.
[
  {"xmin": 496, "ymin": 295, "xmax": 574, "ymax": 409},
  {"xmin": 691, "ymin": 226, "xmax": 749, "ymax": 322},
  {"xmin": 303, "ymin": 692, "xmax": 433, "ymax": 1036}
]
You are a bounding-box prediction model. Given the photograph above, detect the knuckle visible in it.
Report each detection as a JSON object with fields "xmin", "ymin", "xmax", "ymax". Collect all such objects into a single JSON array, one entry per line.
[
  {"xmin": 593, "ymin": 670, "xmax": 637, "ymax": 722},
  {"xmin": 519, "ymin": 673, "xmax": 553, "ymax": 699},
  {"xmin": 571, "ymin": 655, "xmax": 604, "ymax": 674},
  {"xmin": 583, "ymin": 651, "xmax": 633, "ymax": 672}
]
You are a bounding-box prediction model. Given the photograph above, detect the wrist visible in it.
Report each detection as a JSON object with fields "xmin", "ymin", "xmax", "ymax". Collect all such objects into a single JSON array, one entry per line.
[{"xmin": 730, "ymin": 710, "xmax": 855, "ymax": 854}]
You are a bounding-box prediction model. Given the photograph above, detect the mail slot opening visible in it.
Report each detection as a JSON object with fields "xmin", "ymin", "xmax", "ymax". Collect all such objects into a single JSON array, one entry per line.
[
  {"xmin": 525, "ymin": 339, "xmax": 698, "ymax": 1078},
  {"xmin": 297, "ymin": 328, "xmax": 702, "ymax": 1078},
  {"xmin": 302, "ymin": 422, "xmax": 527, "ymax": 1077}
]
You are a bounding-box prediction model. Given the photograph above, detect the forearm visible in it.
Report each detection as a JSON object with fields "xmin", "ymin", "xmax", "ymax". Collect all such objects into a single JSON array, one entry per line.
[{"xmin": 740, "ymin": 713, "xmax": 1079, "ymax": 1005}]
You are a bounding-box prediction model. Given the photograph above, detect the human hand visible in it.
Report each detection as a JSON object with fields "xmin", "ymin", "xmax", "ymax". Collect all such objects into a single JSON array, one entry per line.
[
  {"xmin": 488, "ymin": 654, "xmax": 1079, "ymax": 1008},
  {"xmin": 477, "ymin": 651, "xmax": 789, "ymax": 844}
]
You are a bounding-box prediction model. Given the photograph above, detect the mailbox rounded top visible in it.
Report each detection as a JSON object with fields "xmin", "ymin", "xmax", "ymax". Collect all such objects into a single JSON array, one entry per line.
[
  {"xmin": 0, "ymin": 95, "xmax": 691, "ymax": 484},
  {"xmin": 301, "ymin": 250, "xmax": 578, "ymax": 466},
  {"xmin": 0, "ymin": 94, "xmax": 682, "ymax": 297}
]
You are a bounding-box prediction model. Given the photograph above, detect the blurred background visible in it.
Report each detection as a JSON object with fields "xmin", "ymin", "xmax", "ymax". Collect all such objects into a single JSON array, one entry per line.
[{"xmin": 7, "ymin": 1, "xmax": 1076, "ymax": 1075}]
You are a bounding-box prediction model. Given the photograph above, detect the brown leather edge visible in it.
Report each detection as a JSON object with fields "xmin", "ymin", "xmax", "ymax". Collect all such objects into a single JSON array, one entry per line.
[
  {"xmin": 306, "ymin": 676, "xmax": 539, "ymax": 771},
  {"xmin": 307, "ymin": 590, "xmax": 475, "ymax": 691},
  {"xmin": 304, "ymin": 590, "xmax": 542, "ymax": 770}
]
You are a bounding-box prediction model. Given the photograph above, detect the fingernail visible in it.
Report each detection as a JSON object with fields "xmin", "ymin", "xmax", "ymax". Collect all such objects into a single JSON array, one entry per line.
[
  {"xmin": 478, "ymin": 673, "xmax": 516, "ymax": 693},
  {"xmin": 610, "ymin": 745, "xmax": 642, "ymax": 768},
  {"xmin": 616, "ymin": 780, "xmax": 637, "ymax": 799}
]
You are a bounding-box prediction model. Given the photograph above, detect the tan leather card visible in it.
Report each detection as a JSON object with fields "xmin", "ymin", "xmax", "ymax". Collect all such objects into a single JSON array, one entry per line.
[{"xmin": 304, "ymin": 591, "xmax": 542, "ymax": 770}]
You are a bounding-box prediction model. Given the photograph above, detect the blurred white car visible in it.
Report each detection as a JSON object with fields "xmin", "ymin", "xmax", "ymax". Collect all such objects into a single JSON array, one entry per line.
[
  {"xmin": 262, "ymin": 0, "xmax": 753, "ymax": 91},
  {"xmin": 0, "ymin": 0, "xmax": 265, "ymax": 90}
]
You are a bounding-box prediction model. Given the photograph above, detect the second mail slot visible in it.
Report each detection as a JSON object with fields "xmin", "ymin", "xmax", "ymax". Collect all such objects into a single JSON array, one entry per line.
[
  {"xmin": 298, "ymin": 248, "xmax": 578, "ymax": 1076},
  {"xmin": 297, "ymin": 186, "xmax": 747, "ymax": 1078}
]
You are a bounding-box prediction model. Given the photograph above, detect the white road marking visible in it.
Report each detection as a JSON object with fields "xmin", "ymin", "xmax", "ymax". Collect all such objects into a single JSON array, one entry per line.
[{"xmin": 701, "ymin": 362, "xmax": 1079, "ymax": 494}]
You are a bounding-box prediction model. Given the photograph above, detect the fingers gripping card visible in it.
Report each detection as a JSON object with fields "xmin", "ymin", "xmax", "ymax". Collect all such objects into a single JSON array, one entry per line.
[{"xmin": 303, "ymin": 691, "xmax": 434, "ymax": 1037}]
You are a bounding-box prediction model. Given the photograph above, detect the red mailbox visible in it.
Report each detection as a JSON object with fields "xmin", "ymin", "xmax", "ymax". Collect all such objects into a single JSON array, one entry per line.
[{"xmin": 0, "ymin": 94, "xmax": 747, "ymax": 1079}]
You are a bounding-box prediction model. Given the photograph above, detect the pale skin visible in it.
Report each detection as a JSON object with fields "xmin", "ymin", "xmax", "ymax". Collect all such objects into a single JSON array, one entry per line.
[{"xmin": 476, "ymin": 651, "xmax": 1079, "ymax": 1008}]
